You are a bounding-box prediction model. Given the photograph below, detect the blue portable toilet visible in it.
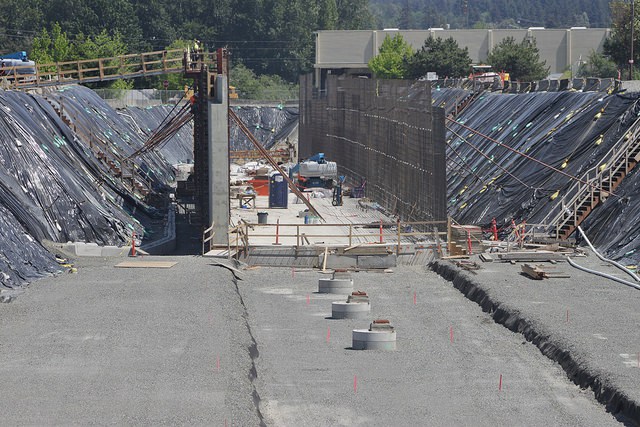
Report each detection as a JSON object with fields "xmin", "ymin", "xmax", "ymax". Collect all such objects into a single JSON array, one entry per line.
[{"xmin": 269, "ymin": 172, "xmax": 288, "ymax": 208}]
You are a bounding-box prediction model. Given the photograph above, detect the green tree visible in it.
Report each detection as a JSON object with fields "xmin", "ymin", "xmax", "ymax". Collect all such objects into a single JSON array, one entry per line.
[
  {"xmin": 148, "ymin": 40, "xmax": 193, "ymax": 91},
  {"xmin": 319, "ymin": 0, "xmax": 339, "ymax": 30},
  {"xmin": 31, "ymin": 24, "xmax": 133, "ymax": 89},
  {"xmin": 0, "ymin": 0, "xmax": 44, "ymax": 52},
  {"xmin": 40, "ymin": 0, "xmax": 142, "ymax": 50},
  {"xmin": 405, "ymin": 36, "xmax": 472, "ymax": 79},
  {"xmin": 75, "ymin": 29, "xmax": 133, "ymax": 89},
  {"xmin": 577, "ymin": 50, "xmax": 619, "ymax": 79},
  {"xmin": 125, "ymin": 0, "xmax": 173, "ymax": 51},
  {"xmin": 30, "ymin": 23, "xmax": 72, "ymax": 64},
  {"xmin": 74, "ymin": 30, "xmax": 128, "ymax": 60},
  {"xmin": 230, "ymin": 63, "xmax": 263, "ymax": 99},
  {"xmin": 603, "ymin": 1, "xmax": 638, "ymax": 79},
  {"xmin": 368, "ymin": 34, "xmax": 413, "ymax": 79},
  {"xmin": 486, "ymin": 36, "xmax": 549, "ymax": 81},
  {"xmin": 230, "ymin": 63, "xmax": 298, "ymax": 100},
  {"xmin": 336, "ymin": 0, "xmax": 374, "ymax": 29}
]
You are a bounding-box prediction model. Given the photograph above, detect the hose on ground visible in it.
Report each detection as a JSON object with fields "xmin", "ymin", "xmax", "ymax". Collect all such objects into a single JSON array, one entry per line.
[
  {"xmin": 567, "ymin": 257, "xmax": 640, "ymax": 291},
  {"xmin": 576, "ymin": 226, "xmax": 640, "ymax": 282}
]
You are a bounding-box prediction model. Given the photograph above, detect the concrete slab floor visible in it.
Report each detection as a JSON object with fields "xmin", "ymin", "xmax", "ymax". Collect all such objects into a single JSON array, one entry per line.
[
  {"xmin": 433, "ymin": 253, "xmax": 640, "ymax": 423},
  {"xmin": 231, "ymin": 193, "xmax": 402, "ymax": 247}
]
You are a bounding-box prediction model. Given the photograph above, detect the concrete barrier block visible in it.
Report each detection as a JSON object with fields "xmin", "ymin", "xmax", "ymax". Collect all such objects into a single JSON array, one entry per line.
[
  {"xmin": 357, "ymin": 254, "xmax": 397, "ymax": 268},
  {"xmin": 321, "ymin": 254, "xmax": 358, "ymax": 269},
  {"xmin": 101, "ymin": 246, "xmax": 125, "ymax": 257},
  {"xmin": 74, "ymin": 242, "xmax": 103, "ymax": 257}
]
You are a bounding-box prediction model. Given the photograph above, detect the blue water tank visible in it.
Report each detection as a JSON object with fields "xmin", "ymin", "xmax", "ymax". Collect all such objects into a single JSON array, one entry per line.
[{"xmin": 269, "ymin": 172, "xmax": 288, "ymax": 208}]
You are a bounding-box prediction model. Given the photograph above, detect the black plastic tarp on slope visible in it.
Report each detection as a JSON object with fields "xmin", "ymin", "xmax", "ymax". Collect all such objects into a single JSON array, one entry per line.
[
  {"xmin": 120, "ymin": 105, "xmax": 194, "ymax": 166},
  {"xmin": 583, "ymin": 163, "xmax": 640, "ymax": 264},
  {"xmin": 445, "ymin": 90, "xmax": 640, "ymax": 228},
  {"xmin": 0, "ymin": 89, "xmax": 138, "ymax": 246},
  {"xmin": 44, "ymin": 86, "xmax": 176, "ymax": 193},
  {"xmin": 0, "ymin": 86, "xmax": 182, "ymax": 288},
  {"xmin": 229, "ymin": 105, "xmax": 299, "ymax": 151},
  {"xmin": 0, "ymin": 204, "xmax": 60, "ymax": 289}
]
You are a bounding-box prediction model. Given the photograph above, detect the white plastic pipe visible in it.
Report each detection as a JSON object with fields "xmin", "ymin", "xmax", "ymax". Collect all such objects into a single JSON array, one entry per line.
[
  {"xmin": 577, "ymin": 226, "xmax": 640, "ymax": 282},
  {"xmin": 567, "ymin": 257, "xmax": 640, "ymax": 291}
]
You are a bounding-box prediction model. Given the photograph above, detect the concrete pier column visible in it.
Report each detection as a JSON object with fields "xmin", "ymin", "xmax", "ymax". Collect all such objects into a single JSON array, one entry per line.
[{"xmin": 208, "ymin": 75, "xmax": 230, "ymax": 247}]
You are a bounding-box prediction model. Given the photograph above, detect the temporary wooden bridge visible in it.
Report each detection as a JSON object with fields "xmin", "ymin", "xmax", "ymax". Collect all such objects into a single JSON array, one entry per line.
[{"xmin": 0, "ymin": 48, "xmax": 205, "ymax": 89}]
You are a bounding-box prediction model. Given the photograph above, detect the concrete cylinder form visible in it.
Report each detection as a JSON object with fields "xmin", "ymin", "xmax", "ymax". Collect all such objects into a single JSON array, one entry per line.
[
  {"xmin": 332, "ymin": 291, "xmax": 371, "ymax": 319},
  {"xmin": 318, "ymin": 270, "xmax": 353, "ymax": 294},
  {"xmin": 352, "ymin": 319, "xmax": 396, "ymax": 350}
]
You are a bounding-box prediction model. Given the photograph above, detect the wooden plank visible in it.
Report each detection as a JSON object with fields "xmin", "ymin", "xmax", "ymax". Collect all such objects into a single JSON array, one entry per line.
[
  {"xmin": 497, "ymin": 251, "xmax": 567, "ymax": 262},
  {"xmin": 479, "ymin": 253, "xmax": 493, "ymax": 262},
  {"xmin": 522, "ymin": 264, "xmax": 545, "ymax": 280},
  {"xmin": 115, "ymin": 261, "xmax": 177, "ymax": 268}
]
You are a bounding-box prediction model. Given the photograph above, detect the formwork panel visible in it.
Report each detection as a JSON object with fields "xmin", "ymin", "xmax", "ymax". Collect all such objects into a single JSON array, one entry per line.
[{"xmin": 299, "ymin": 75, "xmax": 446, "ymax": 222}]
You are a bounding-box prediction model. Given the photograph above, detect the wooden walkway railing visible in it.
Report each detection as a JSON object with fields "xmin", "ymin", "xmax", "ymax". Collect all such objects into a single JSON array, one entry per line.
[{"xmin": 1, "ymin": 48, "xmax": 214, "ymax": 90}]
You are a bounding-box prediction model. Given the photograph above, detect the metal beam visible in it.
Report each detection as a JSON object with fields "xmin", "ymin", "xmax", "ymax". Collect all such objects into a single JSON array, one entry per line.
[{"xmin": 228, "ymin": 108, "xmax": 324, "ymax": 221}]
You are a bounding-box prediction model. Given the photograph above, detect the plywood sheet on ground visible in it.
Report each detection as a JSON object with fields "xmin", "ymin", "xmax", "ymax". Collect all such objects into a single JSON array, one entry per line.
[{"xmin": 115, "ymin": 261, "xmax": 177, "ymax": 268}]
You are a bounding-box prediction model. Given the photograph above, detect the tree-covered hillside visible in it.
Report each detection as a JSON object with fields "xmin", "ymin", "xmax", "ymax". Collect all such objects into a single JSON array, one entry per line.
[
  {"xmin": 370, "ymin": 0, "xmax": 611, "ymax": 30},
  {"xmin": 0, "ymin": 0, "xmax": 372, "ymax": 82},
  {"xmin": 0, "ymin": 0, "xmax": 618, "ymax": 85}
]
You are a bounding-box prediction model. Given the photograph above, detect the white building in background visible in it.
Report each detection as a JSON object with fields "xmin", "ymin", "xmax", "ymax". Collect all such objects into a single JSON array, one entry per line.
[{"xmin": 313, "ymin": 28, "xmax": 611, "ymax": 88}]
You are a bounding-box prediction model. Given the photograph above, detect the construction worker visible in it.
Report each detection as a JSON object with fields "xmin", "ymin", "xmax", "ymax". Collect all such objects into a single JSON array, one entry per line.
[{"xmin": 190, "ymin": 40, "xmax": 200, "ymax": 69}]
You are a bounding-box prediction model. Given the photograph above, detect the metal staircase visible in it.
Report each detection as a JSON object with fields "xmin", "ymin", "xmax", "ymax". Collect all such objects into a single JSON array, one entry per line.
[{"xmin": 543, "ymin": 115, "xmax": 640, "ymax": 239}]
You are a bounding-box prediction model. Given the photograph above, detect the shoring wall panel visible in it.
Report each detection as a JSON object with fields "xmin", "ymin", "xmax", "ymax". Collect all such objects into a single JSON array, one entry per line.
[{"xmin": 299, "ymin": 75, "xmax": 446, "ymax": 222}]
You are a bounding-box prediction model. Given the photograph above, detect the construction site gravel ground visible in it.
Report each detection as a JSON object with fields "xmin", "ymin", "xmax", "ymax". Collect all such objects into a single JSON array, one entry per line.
[
  {"xmin": 0, "ymin": 253, "xmax": 634, "ymax": 425},
  {"xmin": 239, "ymin": 264, "xmax": 622, "ymax": 426},
  {"xmin": 0, "ymin": 256, "xmax": 260, "ymax": 426},
  {"xmin": 432, "ymin": 252, "xmax": 640, "ymax": 424}
]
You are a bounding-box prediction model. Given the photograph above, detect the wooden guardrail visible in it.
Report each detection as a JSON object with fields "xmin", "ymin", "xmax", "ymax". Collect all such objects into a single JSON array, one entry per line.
[
  {"xmin": 1, "ymin": 49, "xmax": 215, "ymax": 90},
  {"xmin": 203, "ymin": 221, "xmax": 249, "ymax": 258},
  {"xmin": 230, "ymin": 149, "xmax": 291, "ymax": 163},
  {"xmin": 202, "ymin": 222, "xmax": 216, "ymax": 255}
]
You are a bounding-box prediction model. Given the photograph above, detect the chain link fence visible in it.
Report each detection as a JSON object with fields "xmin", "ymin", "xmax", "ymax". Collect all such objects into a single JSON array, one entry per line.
[{"xmin": 93, "ymin": 89, "xmax": 186, "ymax": 109}]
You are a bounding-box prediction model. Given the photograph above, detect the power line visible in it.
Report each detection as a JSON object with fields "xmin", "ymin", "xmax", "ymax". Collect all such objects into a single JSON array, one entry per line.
[
  {"xmin": 446, "ymin": 124, "xmax": 534, "ymax": 189},
  {"xmin": 446, "ymin": 116, "xmax": 619, "ymax": 197}
]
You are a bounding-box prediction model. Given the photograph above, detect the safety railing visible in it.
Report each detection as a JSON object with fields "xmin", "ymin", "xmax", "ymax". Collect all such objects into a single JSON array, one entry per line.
[
  {"xmin": 203, "ymin": 221, "xmax": 249, "ymax": 258},
  {"xmin": 202, "ymin": 222, "xmax": 216, "ymax": 255},
  {"xmin": 504, "ymin": 222, "xmax": 552, "ymax": 248},
  {"xmin": 224, "ymin": 218, "xmax": 560, "ymax": 258},
  {"xmin": 234, "ymin": 220, "xmax": 449, "ymax": 256},
  {"xmin": 542, "ymin": 114, "xmax": 640, "ymax": 237},
  {"xmin": 228, "ymin": 222, "xmax": 249, "ymax": 259},
  {"xmin": 1, "ymin": 49, "xmax": 218, "ymax": 90}
]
